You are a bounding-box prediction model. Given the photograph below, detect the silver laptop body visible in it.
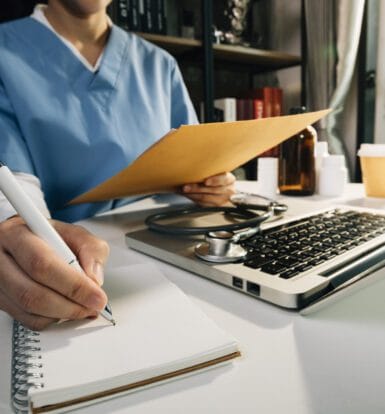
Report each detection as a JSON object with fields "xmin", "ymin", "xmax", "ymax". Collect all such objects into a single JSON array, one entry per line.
[{"xmin": 125, "ymin": 205, "xmax": 385, "ymax": 310}]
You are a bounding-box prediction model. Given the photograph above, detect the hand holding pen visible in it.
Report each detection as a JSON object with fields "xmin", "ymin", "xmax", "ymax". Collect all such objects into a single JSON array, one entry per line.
[{"xmin": 0, "ymin": 163, "xmax": 115, "ymax": 330}]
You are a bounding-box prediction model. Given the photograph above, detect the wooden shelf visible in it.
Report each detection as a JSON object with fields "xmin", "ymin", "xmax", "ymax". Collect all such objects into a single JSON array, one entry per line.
[
  {"xmin": 213, "ymin": 43, "xmax": 301, "ymax": 70},
  {"xmin": 136, "ymin": 33, "xmax": 201, "ymax": 55},
  {"xmin": 137, "ymin": 33, "xmax": 301, "ymax": 70}
]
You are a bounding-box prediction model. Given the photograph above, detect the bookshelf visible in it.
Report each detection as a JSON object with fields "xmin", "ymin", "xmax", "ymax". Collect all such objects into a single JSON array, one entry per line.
[
  {"xmin": 110, "ymin": 1, "xmax": 303, "ymax": 121},
  {"xmin": 111, "ymin": 0, "xmax": 303, "ymax": 179},
  {"xmin": 138, "ymin": 32, "xmax": 301, "ymax": 70}
]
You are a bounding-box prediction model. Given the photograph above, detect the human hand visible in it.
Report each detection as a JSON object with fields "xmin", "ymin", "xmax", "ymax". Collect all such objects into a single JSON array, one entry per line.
[
  {"xmin": 181, "ymin": 172, "xmax": 236, "ymax": 206},
  {"xmin": 0, "ymin": 216, "xmax": 110, "ymax": 331}
]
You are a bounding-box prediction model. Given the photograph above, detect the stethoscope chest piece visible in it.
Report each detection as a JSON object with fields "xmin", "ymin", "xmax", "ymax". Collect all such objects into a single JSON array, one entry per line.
[{"xmin": 194, "ymin": 231, "xmax": 248, "ymax": 263}]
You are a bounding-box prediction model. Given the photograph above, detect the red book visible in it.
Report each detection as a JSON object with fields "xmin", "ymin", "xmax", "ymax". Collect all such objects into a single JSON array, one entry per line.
[
  {"xmin": 236, "ymin": 99, "xmax": 245, "ymax": 120},
  {"xmin": 236, "ymin": 99, "xmax": 253, "ymax": 120},
  {"xmin": 249, "ymin": 87, "xmax": 273, "ymax": 118},
  {"xmin": 272, "ymin": 88, "xmax": 283, "ymax": 116},
  {"xmin": 253, "ymin": 99, "xmax": 264, "ymax": 119},
  {"xmin": 254, "ymin": 87, "xmax": 282, "ymax": 157}
]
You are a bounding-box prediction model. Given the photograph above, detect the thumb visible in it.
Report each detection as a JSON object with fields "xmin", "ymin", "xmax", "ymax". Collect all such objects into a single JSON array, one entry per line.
[{"xmin": 52, "ymin": 221, "xmax": 110, "ymax": 286}]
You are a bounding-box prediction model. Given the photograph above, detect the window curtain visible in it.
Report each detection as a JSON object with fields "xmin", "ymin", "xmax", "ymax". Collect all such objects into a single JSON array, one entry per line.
[
  {"xmin": 374, "ymin": 0, "xmax": 385, "ymax": 143},
  {"xmin": 305, "ymin": 0, "xmax": 365, "ymax": 173}
]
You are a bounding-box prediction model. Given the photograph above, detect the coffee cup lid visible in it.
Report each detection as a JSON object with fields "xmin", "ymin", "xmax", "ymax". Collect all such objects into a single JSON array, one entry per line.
[{"xmin": 358, "ymin": 144, "xmax": 385, "ymax": 157}]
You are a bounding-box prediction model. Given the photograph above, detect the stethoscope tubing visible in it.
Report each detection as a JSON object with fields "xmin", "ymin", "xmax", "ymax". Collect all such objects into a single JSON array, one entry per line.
[{"xmin": 145, "ymin": 205, "xmax": 273, "ymax": 235}]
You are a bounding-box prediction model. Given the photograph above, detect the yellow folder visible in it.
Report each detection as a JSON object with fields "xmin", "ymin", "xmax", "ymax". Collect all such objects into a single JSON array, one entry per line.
[{"xmin": 71, "ymin": 109, "xmax": 330, "ymax": 204}]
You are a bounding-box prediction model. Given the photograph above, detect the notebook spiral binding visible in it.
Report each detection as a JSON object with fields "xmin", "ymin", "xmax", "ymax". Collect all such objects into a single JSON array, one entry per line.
[{"xmin": 11, "ymin": 321, "xmax": 44, "ymax": 414}]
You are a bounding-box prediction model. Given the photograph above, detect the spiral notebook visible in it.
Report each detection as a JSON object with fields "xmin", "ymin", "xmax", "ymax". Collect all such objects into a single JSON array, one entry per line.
[{"xmin": 11, "ymin": 264, "xmax": 240, "ymax": 414}]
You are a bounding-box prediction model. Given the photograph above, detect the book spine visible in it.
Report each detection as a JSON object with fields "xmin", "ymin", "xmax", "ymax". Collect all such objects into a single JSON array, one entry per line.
[
  {"xmin": 236, "ymin": 99, "xmax": 245, "ymax": 120},
  {"xmin": 245, "ymin": 99, "xmax": 254, "ymax": 119},
  {"xmin": 272, "ymin": 87, "xmax": 283, "ymax": 116},
  {"xmin": 261, "ymin": 87, "xmax": 273, "ymax": 118},
  {"xmin": 236, "ymin": 99, "xmax": 253, "ymax": 120},
  {"xmin": 253, "ymin": 99, "xmax": 264, "ymax": 119},
  {"xmin": 214, "ymin": 98, "xmax": 237, "ymax": 122},
  {"xmin": 251, "ymin": 87, "xmax": 282, "ymax": 157},
  {"xmin": 129, "ymin": 0, "xmax": 141, "ymax": 31},
  {"xmin": 143, "ymin": 0, "xmax": 153, "ymax": 32},
  {"xmin": 151, "ymin": 0, "xmax": 159, "ymax": 33},
  {"xmin": 138, "ymin": 0, "xmax": 146, "ymax": 31},
  {"xmin": 117, "ymin": 0, "xmax": 129, "ymax": 30},
  {"xmin": 236, "ymin": 98, "xmax": 254, "ymax": 179},
  {"xmin": 152, "ymin": 0, "xmax": 166, "ymax": 34}
]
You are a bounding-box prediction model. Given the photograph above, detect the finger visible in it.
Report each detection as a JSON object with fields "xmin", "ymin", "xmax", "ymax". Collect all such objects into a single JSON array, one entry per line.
[
  {"xmin": 182, "ymin": 172, "xmax": 236, "ymax": 194},
  {"xmin": 204, "ymin": 172, "xmax": 236, "ymax": 187},
  {"xmin": 185, "ymin": 192, "xmax": 232, "ymax": 207},
  {"xmin": 0, "ymin": 251, "xmax": 98, "ymax": 321},
  {"xmin": 4, "ymin": 226, "xmax": 107, "ymax": 312},
  {"xmin": 53, "ymin": 221, "xmax": 110, "ymax": 286},
  {"xmin": 183, "ymin": 183, "xmax": 236, "ymax": 196},
  {"xmin": 0, "ymin": 289, "xmax": 55, "ymax": 331}
]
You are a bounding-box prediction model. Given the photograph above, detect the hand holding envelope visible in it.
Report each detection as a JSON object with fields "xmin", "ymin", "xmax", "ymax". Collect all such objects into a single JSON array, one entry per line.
[{"xmin": 71, "ymin": 109, "xmax": 330, "ymax": 204}]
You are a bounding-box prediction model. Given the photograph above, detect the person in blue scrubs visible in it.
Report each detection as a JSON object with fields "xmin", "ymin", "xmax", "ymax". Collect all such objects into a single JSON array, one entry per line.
[{"xmin": 0, "ymin": 0, "xmax": 236, "ymax": 330}]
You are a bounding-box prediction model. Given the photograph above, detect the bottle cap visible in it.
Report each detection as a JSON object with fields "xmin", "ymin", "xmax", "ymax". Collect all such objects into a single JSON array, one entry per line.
[{"xmin": 322, "ymin": 154, "xmax": 345, "ymax": 167}]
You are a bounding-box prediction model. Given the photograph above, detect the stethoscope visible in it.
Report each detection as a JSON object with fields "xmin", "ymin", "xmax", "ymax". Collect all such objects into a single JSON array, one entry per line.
[{"xmin": 145, "ymin": 192, "xmax": 288, "ymax": 263}]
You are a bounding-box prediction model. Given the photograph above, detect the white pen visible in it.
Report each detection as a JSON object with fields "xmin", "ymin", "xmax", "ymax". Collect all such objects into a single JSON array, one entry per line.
[{"xmin": 0, "ymin": 162, "xmax": 115, "ymax": 325}]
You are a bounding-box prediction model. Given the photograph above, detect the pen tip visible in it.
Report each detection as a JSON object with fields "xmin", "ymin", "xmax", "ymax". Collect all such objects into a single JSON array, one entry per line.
[{"xmin": 111, "ymin": 319, "xmax": 116, "ymax": 326}]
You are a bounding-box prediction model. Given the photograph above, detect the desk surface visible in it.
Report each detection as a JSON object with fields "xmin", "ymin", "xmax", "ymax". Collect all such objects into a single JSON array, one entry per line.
[{"xmin": 1, "ymin": 183, "xmax": 385, "ymax": 414}]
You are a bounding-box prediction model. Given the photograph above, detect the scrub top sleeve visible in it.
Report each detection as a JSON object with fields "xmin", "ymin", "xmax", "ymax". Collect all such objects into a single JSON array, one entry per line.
[
  {"xmin": 0, "ymin": 79, "xmax": 35, "ymax": 174},
  {"xmin": 169, "ymin": 60, "xmax": 198, "ymax": 128},
  {"xmin": 0, "ymin": 172, "xmax": 51, "ymax": 221}
]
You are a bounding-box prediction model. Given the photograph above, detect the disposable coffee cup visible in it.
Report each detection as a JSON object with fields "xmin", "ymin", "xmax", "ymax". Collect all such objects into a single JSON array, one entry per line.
[{"xmin": 358, "ymin": 144, "xmax": 385, "ymax": 197}]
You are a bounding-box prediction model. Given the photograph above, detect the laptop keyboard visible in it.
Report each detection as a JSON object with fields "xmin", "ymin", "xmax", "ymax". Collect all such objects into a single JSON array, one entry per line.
[{"xmin": 242, "ymin": 209, "xmax": 385, "ymax": 279}]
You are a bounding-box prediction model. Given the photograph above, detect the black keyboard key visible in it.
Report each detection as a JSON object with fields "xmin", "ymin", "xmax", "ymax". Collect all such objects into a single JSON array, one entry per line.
[
  {"xmin": 280, "ymin": 269, "xmax": 300, "ymax": 279},
  {"xmin": 341, "ymin": 242, "xmax": 356, "ymax": 250},
  {"xmin": 320, "ymin": 252, "xmax": 337, "ymax": 260},
  {"xmin": 244, "ymin": 254, "xmax": 273, "ymax": 269},
  {"xmin": 308, "ymin": 257, "xmax": 325, "ymax": 266},
  {"xmin": 241, "ymin": 209, "xmax": 385, "ymax": 277},
  {"xmin": 294, "ymin": 263, "xmax": 313, "ymax": 273},
  {"xmin": 279, "ymin": 256, "xmax": 300, "ymax": 267},
  {"xmin": 261, "ymin": 261, "xmax": 287, "ymax": 275}
]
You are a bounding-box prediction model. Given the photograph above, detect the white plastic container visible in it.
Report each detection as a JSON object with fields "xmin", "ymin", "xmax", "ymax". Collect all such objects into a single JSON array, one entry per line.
[
  {"xmin": 256, "ymin": 157, "xmax": 278, "ymax": 200},
  {"xmin": 318, "ymin": 155, "xmax": 348, "ymax": 197},
  {"xmin": 314, "ymin": 141, "xmax": 329, "ymax": 193}
]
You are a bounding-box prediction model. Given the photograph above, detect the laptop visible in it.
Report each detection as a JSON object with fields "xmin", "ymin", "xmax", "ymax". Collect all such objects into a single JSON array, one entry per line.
[{"xmin": 125, "ymin": 204, "xmax": 385, "ymax": 311}]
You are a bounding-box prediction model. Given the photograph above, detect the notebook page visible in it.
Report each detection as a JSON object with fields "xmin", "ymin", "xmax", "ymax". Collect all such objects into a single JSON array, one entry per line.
[{"xmin": 29, "ymin": 264, "xmax": 239, "ymax": 408}]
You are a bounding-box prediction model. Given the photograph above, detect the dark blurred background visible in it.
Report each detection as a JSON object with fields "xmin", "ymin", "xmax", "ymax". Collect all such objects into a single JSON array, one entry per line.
[{"xmin": 0, "ymin": 0, "xmax": 45, "ymax": 23}]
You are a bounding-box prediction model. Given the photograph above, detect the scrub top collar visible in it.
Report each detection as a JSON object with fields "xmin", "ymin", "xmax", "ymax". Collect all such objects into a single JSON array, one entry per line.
[
  {"xmin": 31, "ymin": 3, "xmax": 113, "ymax": 73},
  {"xmin": 89, "ymin": 25, "xmax": 129, "ymax": 105},
  {"xmin": 8, "ymin": 17, "xmax": 129, "ymax": 103}
]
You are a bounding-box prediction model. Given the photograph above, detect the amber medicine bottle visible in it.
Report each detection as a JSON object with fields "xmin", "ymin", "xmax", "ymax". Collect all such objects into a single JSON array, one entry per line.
[{"xmin": 279, "ymin": 107, "xmax": 316, "ymax": 196}]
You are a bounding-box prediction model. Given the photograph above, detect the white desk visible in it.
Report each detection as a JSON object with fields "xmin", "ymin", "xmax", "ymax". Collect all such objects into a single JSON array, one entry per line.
[{"xmin": 2, "ymin": 183, "xmax": 385, "ymax": 414}]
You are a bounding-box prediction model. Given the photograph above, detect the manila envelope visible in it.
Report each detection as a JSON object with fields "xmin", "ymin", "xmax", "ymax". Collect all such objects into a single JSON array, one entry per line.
[{"xmin": 71, "ymin": 109, "xmax": 330, "ymax": 204}]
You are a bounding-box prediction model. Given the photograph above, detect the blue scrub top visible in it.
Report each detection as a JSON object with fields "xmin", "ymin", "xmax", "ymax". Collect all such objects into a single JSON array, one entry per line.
[{"xmin": 0, "ymin": 18, "xmax": 198, "ymax": 222}]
